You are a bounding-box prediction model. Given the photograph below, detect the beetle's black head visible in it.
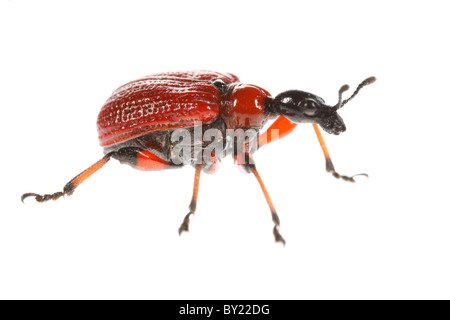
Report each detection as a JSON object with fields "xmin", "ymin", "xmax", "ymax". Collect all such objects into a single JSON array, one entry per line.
[
  {"xmin": 269, "ymin": 77, "xmax": 376, "ymax": 135},
  {"xmin": 272, "ymin": 90, "xmax": 346, "ymax": 135}
]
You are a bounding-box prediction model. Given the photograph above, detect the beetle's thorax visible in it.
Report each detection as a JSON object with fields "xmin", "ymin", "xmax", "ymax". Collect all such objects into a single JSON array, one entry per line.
[{"xmin": 219, "ymin": 83, "xmax": 271, "ymax": 130}]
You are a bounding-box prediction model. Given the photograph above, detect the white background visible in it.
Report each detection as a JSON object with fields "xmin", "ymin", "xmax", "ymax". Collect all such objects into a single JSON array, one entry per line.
[{"xmin": 1, "ymin": 0, "xmax": 449, "ymax": 299}]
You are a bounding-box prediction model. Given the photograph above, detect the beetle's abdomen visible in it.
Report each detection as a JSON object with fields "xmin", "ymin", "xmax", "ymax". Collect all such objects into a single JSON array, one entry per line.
[{"xmin": 97, "ymin": 71, "xmax": 239, "ymax": 147}]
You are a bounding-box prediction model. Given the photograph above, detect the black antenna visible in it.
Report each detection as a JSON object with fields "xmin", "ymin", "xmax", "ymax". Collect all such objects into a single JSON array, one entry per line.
[
  {"xmin": 334, "ymin": 84, "xmax": 349, "ymax": 108},
  {"xmin": 336, "ymin": 76, "xmax": 376, "ymax": 110}
]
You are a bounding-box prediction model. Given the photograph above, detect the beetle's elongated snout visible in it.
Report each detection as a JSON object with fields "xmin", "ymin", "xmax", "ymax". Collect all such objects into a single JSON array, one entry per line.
[{"xmin": 318, "ymin": 111, "xmax": 346, "ymax": 135}]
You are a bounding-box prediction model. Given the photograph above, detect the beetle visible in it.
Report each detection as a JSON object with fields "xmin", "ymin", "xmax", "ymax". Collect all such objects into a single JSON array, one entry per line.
[{"xmin": 22, "ymin": 70, "xmax": 376, "ymax": 244}]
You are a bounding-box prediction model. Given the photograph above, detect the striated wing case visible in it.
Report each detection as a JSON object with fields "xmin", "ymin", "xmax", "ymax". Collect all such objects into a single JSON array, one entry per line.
[{"xmin": 97, "ymin": 70, "xmax": 239, "ymax": 147}]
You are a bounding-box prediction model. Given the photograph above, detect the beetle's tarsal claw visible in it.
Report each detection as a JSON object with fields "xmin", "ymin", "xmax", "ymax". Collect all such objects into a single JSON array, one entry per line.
[
  {"xmin": 273, "ymin": 226, "xmax": 286, "ymax": 246},
  {"xmin": 178, "ymin": 212, "xmax": 193, "ymax": 235},
  {"xmin": 21, "ymin": 193, "xmax": 37, "ymax": 203},
  {"xmin": 351, "ymin": 173, "xmax": 369, "ymax": 180}
]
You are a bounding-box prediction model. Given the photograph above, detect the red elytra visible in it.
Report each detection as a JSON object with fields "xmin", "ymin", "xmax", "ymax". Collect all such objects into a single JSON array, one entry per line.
[
  {"xmin": 98, "ymin": 71, "xmax": 240, "ymax": 147},
  {"xmin": 22, "ymin": 70, "xmax": 376, "ymax": 244}
]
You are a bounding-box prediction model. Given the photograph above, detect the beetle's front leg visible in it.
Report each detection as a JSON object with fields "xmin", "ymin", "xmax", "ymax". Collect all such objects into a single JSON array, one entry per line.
[{"xmin": 312, "ymin": 124, "xmax": 367, "ymax": 182}]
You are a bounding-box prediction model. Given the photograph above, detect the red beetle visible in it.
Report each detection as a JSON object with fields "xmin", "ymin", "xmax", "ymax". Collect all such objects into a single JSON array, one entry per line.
[{"xmin": 22, "ymin": 70, "xmax": 375, "ymax": 244}]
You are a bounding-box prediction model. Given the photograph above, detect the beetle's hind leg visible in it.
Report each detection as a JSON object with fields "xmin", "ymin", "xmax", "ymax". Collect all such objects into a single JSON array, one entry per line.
[
  {"xmin": 21, "ymin": 152, "xmax": 116, "ymax": 203},
  {"xmin": 313, "ymin": 124, "xmax": 368, "ymax": 182},
  {"xmin": 178, "ymin": 163, "xmax": 202, "ymax": 235}
]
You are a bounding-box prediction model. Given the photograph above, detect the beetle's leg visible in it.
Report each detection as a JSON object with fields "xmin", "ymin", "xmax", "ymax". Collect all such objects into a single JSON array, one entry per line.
[
  {"xmin": 178, "ymin": 163, "xmax": 202, "ymax": 235},
  {"xmin": 312, "ymin": 124, "xmax": 367, "ymax": 182},
  {"xmin": 21, "ymin": 152, "xmax": 116, "ymax": 203},
  {"xmin": 235, "ymin": 153, "xmax": 286, "ymax": 245},
  {"xmin": 251, "ymin": 165, "xmax": 286, "ymax": 245},
  {"xmin": 258, "ymin": 116, "xmax": 297, "ymax": 148}
]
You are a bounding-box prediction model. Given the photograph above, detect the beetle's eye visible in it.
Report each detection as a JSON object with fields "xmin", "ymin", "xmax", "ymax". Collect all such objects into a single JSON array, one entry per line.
[
  {"xmin": 302, "ymin": 100, "xmax": 318, "ymax": 116},
  {"xmin": 212, "ymin": 79, "xmax": 228, "ymax": 94}
]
